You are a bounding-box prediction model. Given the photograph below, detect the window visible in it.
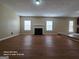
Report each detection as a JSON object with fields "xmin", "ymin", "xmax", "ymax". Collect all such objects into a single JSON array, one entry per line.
[
  {"xmin": 69, "ymin": 20, "xmax": 74, "ymax": 32},
  {"xmin": 46, "ymin": 21, "xmax": 53, "ymax": 31},
  {"xmin": 24, "ymin": 20, "xmax": 31, "ymax": 31}
]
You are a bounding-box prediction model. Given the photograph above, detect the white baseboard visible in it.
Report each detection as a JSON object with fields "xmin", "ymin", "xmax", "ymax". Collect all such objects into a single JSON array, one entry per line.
[
  {"xmin": 20, "ymin": 33, "xmax": 58, "ymax": 35},
  {"xmin": 0, "ymin": 34, "xmax": 19, "ymax": 42}
]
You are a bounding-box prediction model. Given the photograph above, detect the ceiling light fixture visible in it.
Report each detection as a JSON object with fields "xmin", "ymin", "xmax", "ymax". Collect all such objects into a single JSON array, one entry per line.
[{"xmin": 35, "ymin": 0, "xmax": 40, "ymax": 5}]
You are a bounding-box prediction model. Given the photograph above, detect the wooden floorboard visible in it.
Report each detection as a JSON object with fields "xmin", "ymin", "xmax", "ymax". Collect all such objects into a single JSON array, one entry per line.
[{"xmin": 0, "ymin": 34, "xmax": 79, "ymax": 59}]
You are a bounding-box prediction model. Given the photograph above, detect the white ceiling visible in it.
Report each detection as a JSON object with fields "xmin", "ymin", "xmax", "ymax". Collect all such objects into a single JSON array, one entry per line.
[{"xmin": 0, "ymin": 0, "xmax": 79, "ymax": 17}]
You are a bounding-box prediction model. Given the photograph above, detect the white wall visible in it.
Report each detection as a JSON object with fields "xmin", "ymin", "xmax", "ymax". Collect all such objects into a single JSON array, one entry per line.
[
  {"xmin": 20, "ymin": 16, "xmax": 77, "ymax": 35},
  {"xmin": 0, "ymin": 4, "xmax": 20, "ymax": 39}
]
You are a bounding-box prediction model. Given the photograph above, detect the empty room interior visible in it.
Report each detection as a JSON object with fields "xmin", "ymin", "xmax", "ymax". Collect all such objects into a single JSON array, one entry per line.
[{"xmin": 0, "ymin": 0, "xmax": 79, "ymax": 59}]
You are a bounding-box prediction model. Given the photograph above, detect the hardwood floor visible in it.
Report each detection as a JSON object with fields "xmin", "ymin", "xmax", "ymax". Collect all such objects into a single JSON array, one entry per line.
[{"xmin": 0, "ymin": 34, "xmax": 79, "ymax": 59}]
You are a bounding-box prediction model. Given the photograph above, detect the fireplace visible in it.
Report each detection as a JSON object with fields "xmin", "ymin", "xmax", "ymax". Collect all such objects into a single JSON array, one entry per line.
[
  {"xmin": 34, "ymin": 28, "xmax": 43, "ymax": 35},
  {"xmin": 77, "ymin": 17, "xmax": 79, "ymax": 33}
]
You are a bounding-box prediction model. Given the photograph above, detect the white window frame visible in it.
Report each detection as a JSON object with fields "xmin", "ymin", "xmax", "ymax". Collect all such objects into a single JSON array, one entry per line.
[
  {"xmin": 46, "ymin": 20, "xmax": 53, "ymax": 31},
  {"xmin": 24, "ymin": 20, "xmax": 31, "ymax": 31},
  {"xmin": 69, "ymin": 20, "xmax": 74, "ymax": 33}
]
